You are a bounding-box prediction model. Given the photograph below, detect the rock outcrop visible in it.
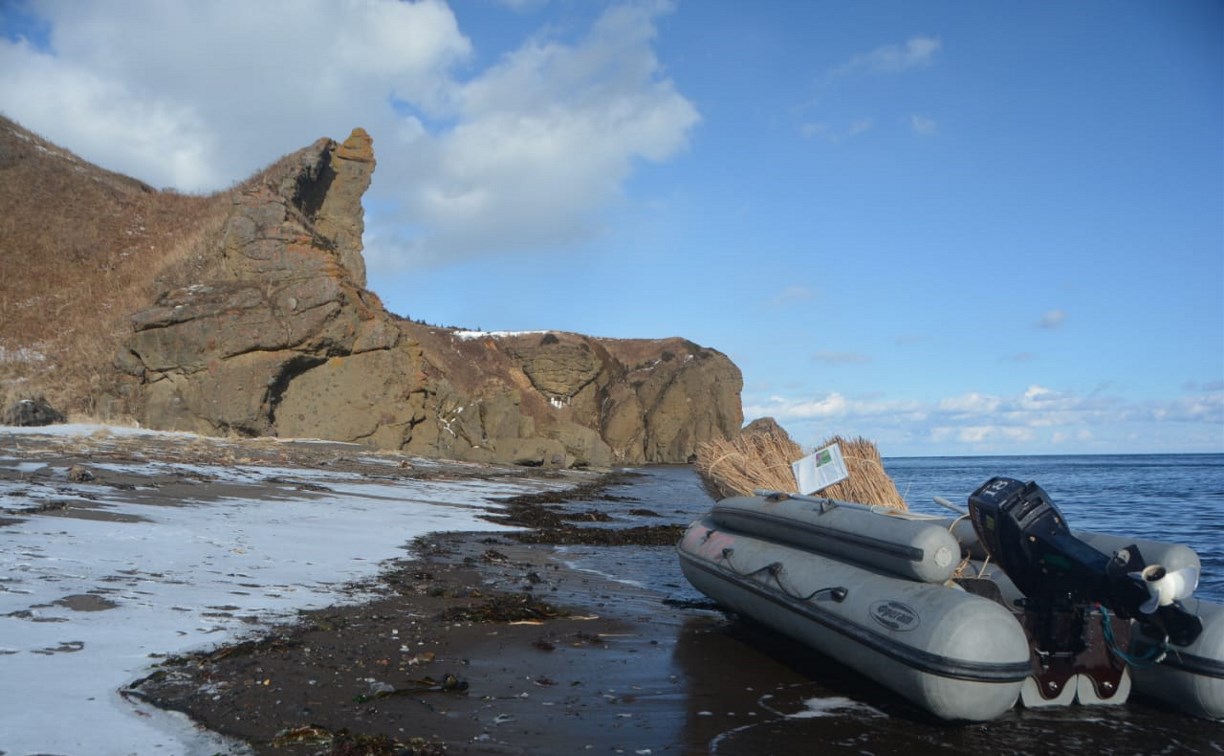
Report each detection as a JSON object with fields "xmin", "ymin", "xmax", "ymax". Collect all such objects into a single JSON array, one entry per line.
[
  {"xmin": 1, "ymin": 397, "xmax": 66, "ymax": 427},
  {"xmin": 406, "ymin": 329, "xmax": 743, "ymax": 466},
  {"xmin": 117, "ymin": 129, "xmax": 742, "ymax": 467}
]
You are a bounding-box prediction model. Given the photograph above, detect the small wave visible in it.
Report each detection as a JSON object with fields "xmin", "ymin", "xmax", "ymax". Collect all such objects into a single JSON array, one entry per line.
[{"xmin": 787, "ymin": 696, "xmax": 877, "ymax": 719}]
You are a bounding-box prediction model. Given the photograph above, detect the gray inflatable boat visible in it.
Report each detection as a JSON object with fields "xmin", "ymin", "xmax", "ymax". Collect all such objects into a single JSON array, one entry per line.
[{"xmin": 677, "ymin": 478, "xmax": 1224, "ymax": 722}]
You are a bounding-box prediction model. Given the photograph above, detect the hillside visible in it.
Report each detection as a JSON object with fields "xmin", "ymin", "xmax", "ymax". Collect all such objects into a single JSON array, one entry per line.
[
  {"xmin": 0, "ymin": 117, "xmax": 742, "ymax": 466},
  {"xmin": 0, "ymin": 115, "xmax": 228, "ymax": 413}
]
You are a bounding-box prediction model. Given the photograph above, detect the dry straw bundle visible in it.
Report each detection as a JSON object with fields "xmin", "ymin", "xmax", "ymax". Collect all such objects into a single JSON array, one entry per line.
[
  {"xmin": 695, "ymin": 422, "xmax": 907, "ymax": 511},
  {"xmin": 818, "ymin": 436, "xmax": 907, "ymax": 511},
  {"xmin": 694, "ymin": 420, "xmax": 803, "ymax": 502}
]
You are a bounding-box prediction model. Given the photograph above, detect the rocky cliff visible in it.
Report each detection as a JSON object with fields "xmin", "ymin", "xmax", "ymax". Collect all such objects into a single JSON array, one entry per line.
[{"xmin": 116, "ymin": 129, "xmax": 742, "ymax": 466}]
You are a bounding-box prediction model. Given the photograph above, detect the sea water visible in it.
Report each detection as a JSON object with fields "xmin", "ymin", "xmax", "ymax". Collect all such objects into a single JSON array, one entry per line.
[
  {"xmin": 886, "ymin": 453, "xmax": 1224, "ymax": 602},
  {"xmin": 585, "ymin": 454, "xmax": 1224, "ymax": 601},
  {"xmin": 553, "ymin": 454, "xmax": 1224, "ymax": 754}
]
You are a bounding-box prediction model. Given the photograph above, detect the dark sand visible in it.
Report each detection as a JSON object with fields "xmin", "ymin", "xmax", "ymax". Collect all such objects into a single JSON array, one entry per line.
[
  {"xmin": 130, "ymin": 532, "xmax": 679, "ymax": 754},
  {"xmin": 123, "ymin": 472, "xmax": 723, "ymax": 755}
]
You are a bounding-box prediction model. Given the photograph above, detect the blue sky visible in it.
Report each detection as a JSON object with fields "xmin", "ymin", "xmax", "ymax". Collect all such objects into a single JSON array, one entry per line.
[{"xmin": 2, "ymin": 0, "xmax": 1220, "ymax": 456}]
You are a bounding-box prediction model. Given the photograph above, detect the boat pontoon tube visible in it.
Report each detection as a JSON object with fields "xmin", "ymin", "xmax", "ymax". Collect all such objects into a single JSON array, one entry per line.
[
  {"xmin": 711, "ymin": 495, "xmax": 961, "ymax": 583},
  {"xmin": 678, "ymin": 516, "xmax": 1031, "ymax": 722},
  {"xmin": 1129, "ymin": 598, "xmax": 1224, "ymax": 720}
]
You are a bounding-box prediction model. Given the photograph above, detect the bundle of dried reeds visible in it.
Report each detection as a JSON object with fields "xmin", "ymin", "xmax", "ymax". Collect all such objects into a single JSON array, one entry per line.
[
  {"xmin": 694, "ymin": 424, "xmax": 907, "ymax": 511},
  {"xmin": 817, "ymin": 435, "xmax": 907, "ymax": 511},
  {"xmin": 694, "ymin": 422, "xmax": 803, "ymax": 502}
]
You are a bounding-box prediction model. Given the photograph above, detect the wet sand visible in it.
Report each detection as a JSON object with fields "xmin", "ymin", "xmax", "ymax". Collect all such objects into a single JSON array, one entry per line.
[
  {"xmin": 6, "ymin": 430, "xmax": 1221, "ymax": 754},
  {"xmin": 124, "ymin": 472, "xmax": 712, "ymax": 755},
  {"xmin": 125, "ymin": 493, "xmax": 1224, "ymax": 756},
  {"xmin": 130, "ymin": 532, "xmax": 684, "ymax": 754}
]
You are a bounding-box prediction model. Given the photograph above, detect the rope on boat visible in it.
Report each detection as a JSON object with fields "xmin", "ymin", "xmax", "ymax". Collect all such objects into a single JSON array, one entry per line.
[
  {"xmin": 975, "ymin": 554, "xmax": 993, "ymax": 578},
  {"xmin": 945, "ymin": 514, "xmax": 975, "ymax": 579},
  {"xmin": 1098, "ymin": 604, "xmax": 1168, "ymax": 666},
  {"xmin": 716, "ymin": 547, "xmax": 848, "ymax": 604}
]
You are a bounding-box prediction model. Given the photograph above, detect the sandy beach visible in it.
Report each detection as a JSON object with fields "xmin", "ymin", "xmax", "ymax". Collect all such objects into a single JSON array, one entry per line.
[{"xmin": 0, "ymin": 425, "xmax": 598, "ymax": 754}]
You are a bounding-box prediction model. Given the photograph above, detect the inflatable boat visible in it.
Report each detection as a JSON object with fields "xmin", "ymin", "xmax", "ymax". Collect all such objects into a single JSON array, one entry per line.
[{"xmin": 677, "ymin": 476, "xmax": 1224, "ymax": 722}]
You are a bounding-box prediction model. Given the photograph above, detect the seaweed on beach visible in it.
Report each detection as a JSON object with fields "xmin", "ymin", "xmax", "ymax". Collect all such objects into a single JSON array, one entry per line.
[
  {"xmin": 483, "ymin": 470, "xmax": 685, "ymax": 545},
  {"xmin": 439, "ymin": 592, "xmax": 570, "ymax": 623},
  {"xmin": 485, "ymin": 471, "xmax": 638, "ymax": 512},
  {"xmin": 511, "ymin": 523, "xmax": 685, "ymax": 546},
  {"xmin": 270, "ymin": 727, "xmax": 447, "ymax": 756}
]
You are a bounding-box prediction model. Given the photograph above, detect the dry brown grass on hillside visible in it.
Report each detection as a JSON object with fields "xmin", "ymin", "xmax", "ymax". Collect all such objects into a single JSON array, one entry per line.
[{"xmin": 0, "ymin": 117, "xmax": 232, "ymax": 416}]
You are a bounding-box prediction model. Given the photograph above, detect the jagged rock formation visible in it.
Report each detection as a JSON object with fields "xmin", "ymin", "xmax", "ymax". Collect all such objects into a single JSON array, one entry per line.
[
  {"xmin": 118, "ymin": 130, "xmax": 429, "ymax": 449},
  {"xmin": 116, "ymin": 129, "xmax": 742, "ymax": 466}
]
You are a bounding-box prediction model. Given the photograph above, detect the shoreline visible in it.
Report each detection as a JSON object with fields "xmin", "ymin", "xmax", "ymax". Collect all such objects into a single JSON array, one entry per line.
[
  {"xmin": 125, "ymin": 474, "xmax": 713, "ymax": 755},
  {"xmin": 128, "ymin": 531, "xmax": 695, "ymax": 755},
  {"xmin": 0, "ymin": 426, "xmax": 615, "ymax": 754},
  {"xmin": 124, "ymin": 465, "xmax": 1224, "ymax": 756},
  {"xmin": 6, "ymin": 428, "xmax": 1222, "ymax": 755}
]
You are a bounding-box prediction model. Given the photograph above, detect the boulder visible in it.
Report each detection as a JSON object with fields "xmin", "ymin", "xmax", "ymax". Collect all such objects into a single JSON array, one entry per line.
[{"xmin": 1, "ymin": 396, "xmax": 65, "ymax": 426}]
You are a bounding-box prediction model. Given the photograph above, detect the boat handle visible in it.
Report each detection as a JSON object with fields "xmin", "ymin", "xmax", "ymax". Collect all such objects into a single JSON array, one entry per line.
[{"xmin": 717, "ymin": 548, "xmax": 849, "ymax": 604}]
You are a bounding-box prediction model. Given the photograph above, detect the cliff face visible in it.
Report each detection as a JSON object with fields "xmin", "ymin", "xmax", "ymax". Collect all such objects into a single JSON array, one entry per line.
[
  {"xmin": 117, "ymin": 129, "xmax": 742, "ymax": 467},
  {"xmin": 405, "ymin": 328, "xmax": 743, "ymax": 466},
  {"xmin": 117, "ymin": 130, "xmax": 427, "ymax": 449}
]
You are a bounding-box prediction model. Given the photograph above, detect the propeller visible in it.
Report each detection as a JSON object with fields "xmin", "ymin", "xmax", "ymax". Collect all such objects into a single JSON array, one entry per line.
[{"xmin": 1129, "ymin": 564, "xmax": 1200, "ymax": 614}]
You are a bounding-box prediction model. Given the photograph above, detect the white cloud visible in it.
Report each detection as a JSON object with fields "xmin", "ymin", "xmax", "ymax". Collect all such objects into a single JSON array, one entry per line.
[
  {"xmin": 1147, "ymin": 391, "xmax": 1224, "ymax": 425},
  {"xmin": 0, "ymin": 36, "xmax": 221, "ymax": 189},
  {"xmin": 813, "ymin": 351, "xmax": 872, "ymax": 365},
  {"xmin": 804, "ymin": 36, "xmax": 939, "ymax": 143},
  {"xmin": 746, "ymin": 393, "xmax": 850, "ymax": 420},
  {"xmin": 910, "ymin": 114, "xmax": 938, "ymax": 135},
  {"xmin": 1022, "ymin": 384, "xmax": 1062, "ymax": 404},
  {"xmin": 0, "ymin": 0, "xmax": 696, "ymax": 268},
  {"xmin": 939, "ymin": 392, "xmax": 1002, "ymax": 414},
  {"xmin": 744, "ymin": 393, "xmax": 925, "ymax": 422},
  {"xmin": 744, "ymin": 383, "xmax": 1223, "ymax": 455},
  {"xmin": 800, "ymin": 117, "xmax": 873, "ymax": 142},
  {"xmin": 823, "ymin": 36, "xmax": 941, "ymax": 83},
  {"xmin": 0, "ymin": 0, "xmax": 474, "ymax": 191},
  {"xmin": 769, "ymin": 285, "xmax": 816, "ymax": 305},
  {"xmin": 932, "ymin": 425, "xmax": 1036, "ymax": 445},
  {"xmin": 1038, "ymin": 309, "xmax": 1068, "ymax": 329},
  {"xmin": 384, "ymin": 0, "xmax": 697, "ymax": 265},
  {"xmin": 1051, "ymin": 429, "xmax": 1094, "ymax": 445}
]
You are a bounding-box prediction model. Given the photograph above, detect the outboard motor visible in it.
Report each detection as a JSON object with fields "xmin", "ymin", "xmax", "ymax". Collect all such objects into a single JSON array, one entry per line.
[
  {"xmin": 968, "ymin": 477, "xmax": 1203, "ymax": 646},
  {"xmin": 967, "ymin": 477, "xmax": 1204, "ymax": 707}
]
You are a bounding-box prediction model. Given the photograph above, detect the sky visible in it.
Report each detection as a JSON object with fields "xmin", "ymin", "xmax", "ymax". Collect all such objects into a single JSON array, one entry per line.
[{"xmin": 1, "ymin": 0, "xmax": 1221, "ymax": 457}]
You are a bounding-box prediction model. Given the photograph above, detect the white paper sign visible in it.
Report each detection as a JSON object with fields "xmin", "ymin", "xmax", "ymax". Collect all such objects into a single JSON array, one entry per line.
[{"xmin": 791, "ymin": 442, "xmax": 849, "ymax": 495}]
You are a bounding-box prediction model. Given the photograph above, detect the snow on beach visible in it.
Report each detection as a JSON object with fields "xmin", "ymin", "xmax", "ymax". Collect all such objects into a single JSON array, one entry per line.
[{"xmin": 0, "ymin": 425, "xmax": 574, "ymax": 755}]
